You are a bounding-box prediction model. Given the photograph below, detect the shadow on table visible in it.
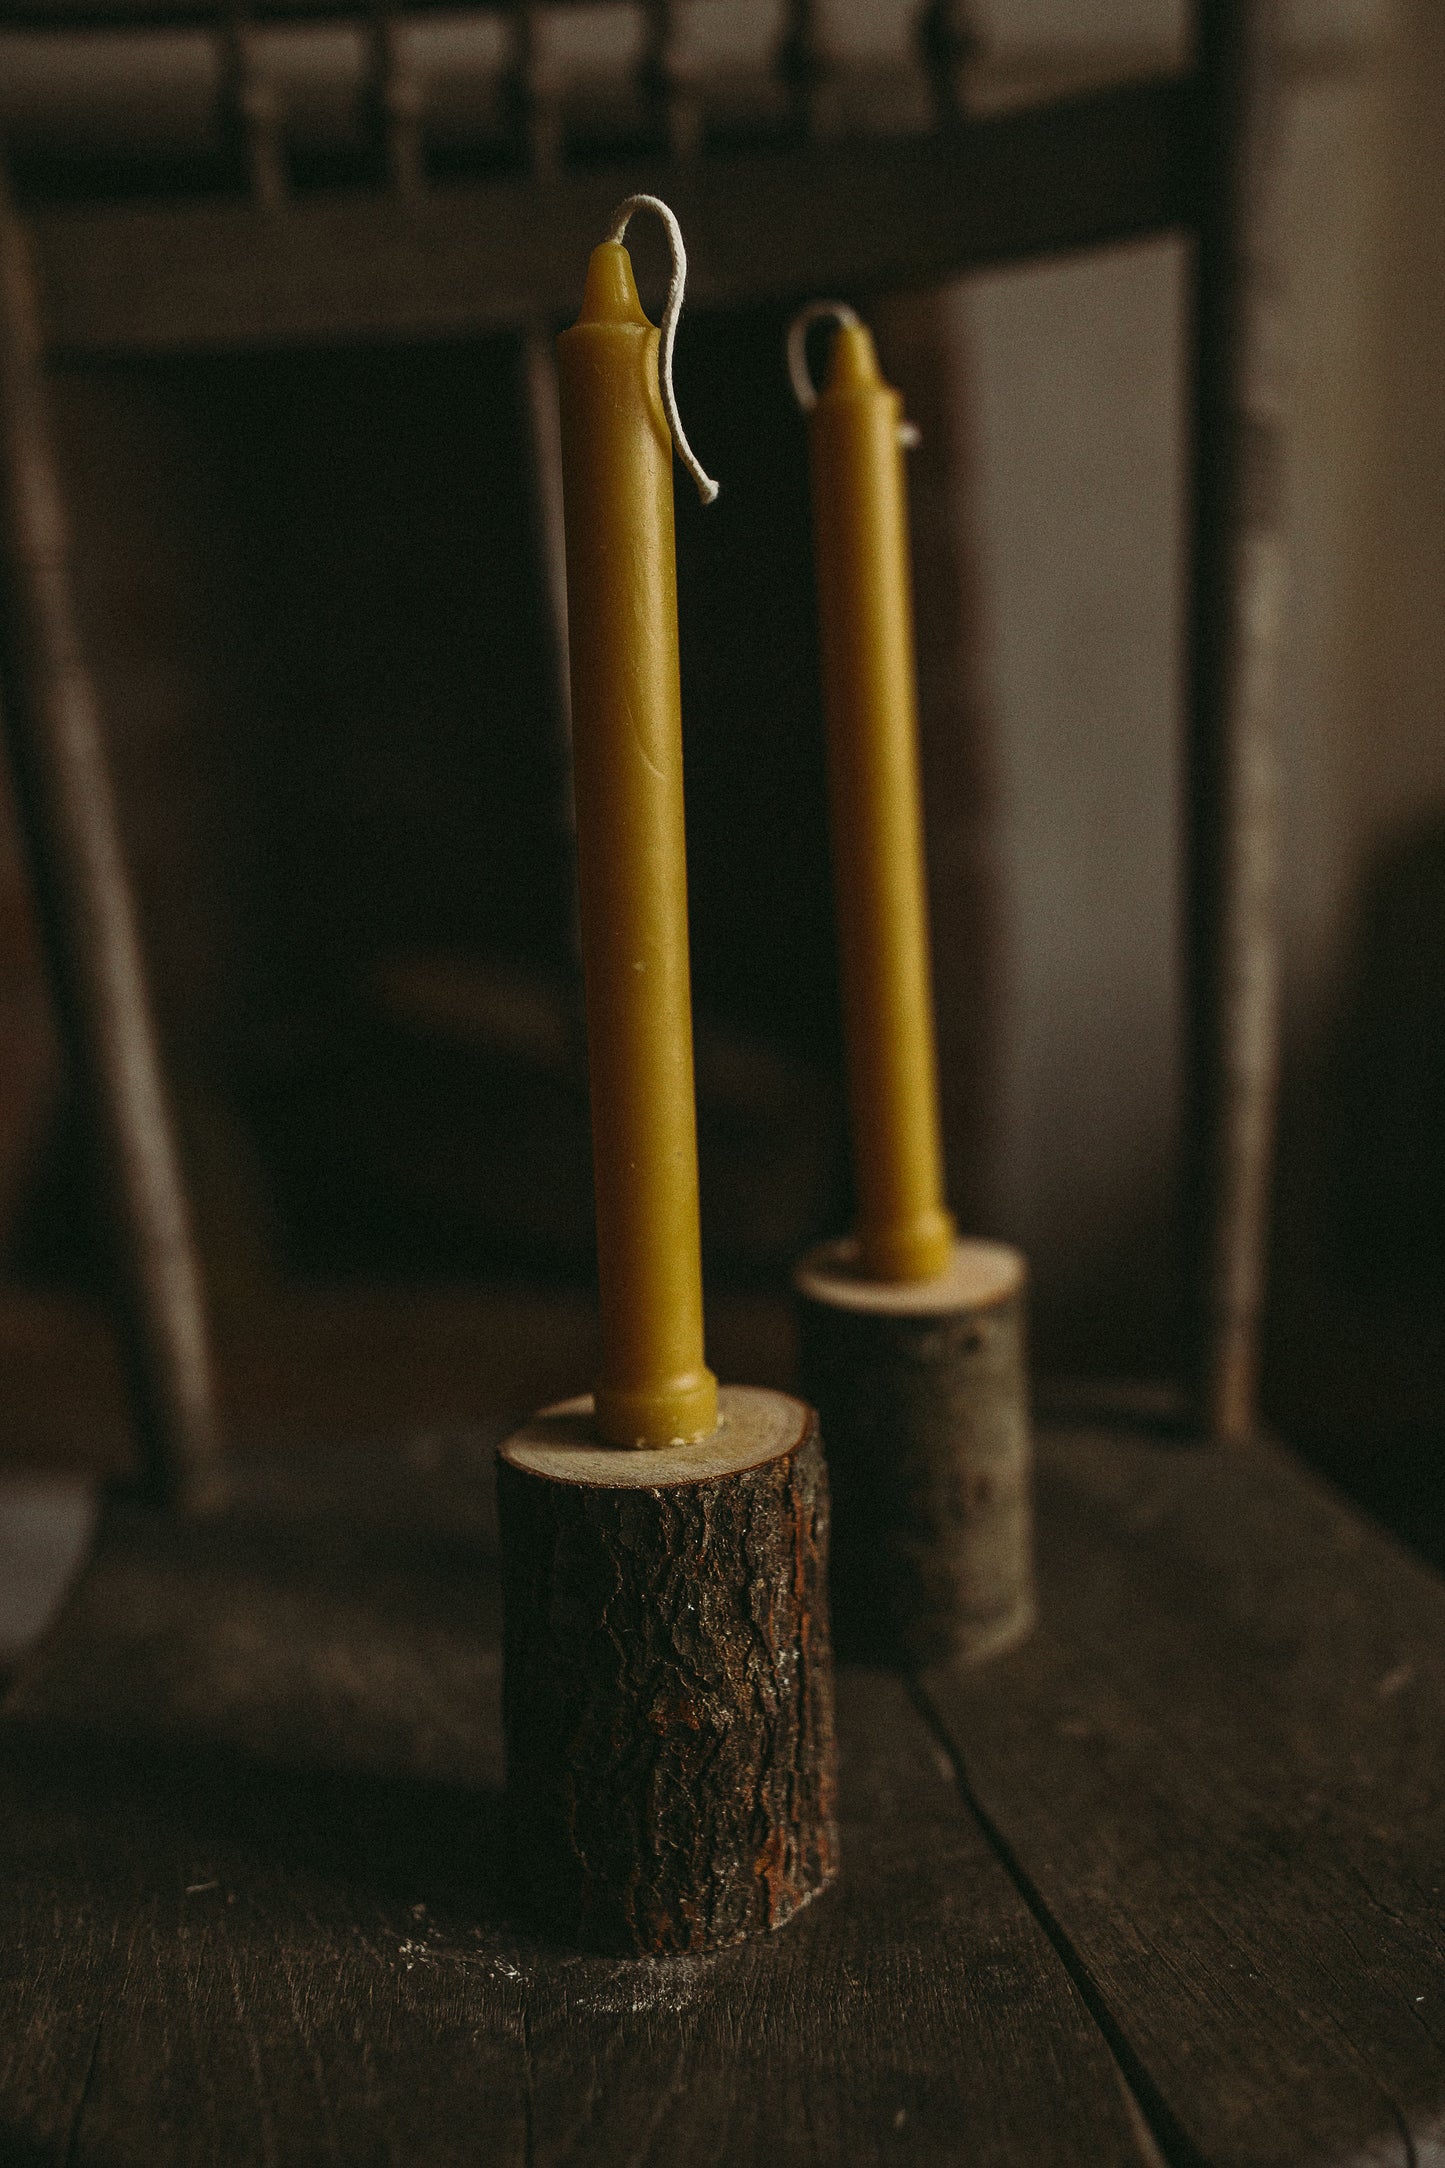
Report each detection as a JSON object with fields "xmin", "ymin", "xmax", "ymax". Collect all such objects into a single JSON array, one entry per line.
[{"xmin": 0, "ymin": 1711, "xmax": 512, "ymax": 1922}]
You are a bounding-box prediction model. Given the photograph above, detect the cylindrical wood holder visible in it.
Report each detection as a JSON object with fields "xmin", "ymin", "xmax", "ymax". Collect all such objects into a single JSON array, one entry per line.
[
  {"xmin": 497, "ymin": 1385, "xmax": 839, "ymax": 1954},
  {"xmin": 795, "ymin": 1237, "xmax": 1035, "ymax": 1669}
]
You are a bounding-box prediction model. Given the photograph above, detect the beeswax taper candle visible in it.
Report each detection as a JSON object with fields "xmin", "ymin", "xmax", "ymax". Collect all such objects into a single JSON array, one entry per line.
[
  {"xmin": 795, "ymin": 306, "xmax": 955, "ymax": 1283},
  {"xmin": 558, "ymin": 203, "xmax": 717, "ymax": 1448}
]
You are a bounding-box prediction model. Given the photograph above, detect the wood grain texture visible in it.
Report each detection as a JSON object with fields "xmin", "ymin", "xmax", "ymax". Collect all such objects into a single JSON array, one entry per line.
[
  {"xmin": 922, "ymin": 1427, "xmax": 1445, "ymax": 2168},
  {"xmin": 30, "ymin": 77, "xmax": 1191, "ymax": 358},
  {"xmin": 0, "ymin": 1434, "xmax": 1155, "ymax": 2166}
]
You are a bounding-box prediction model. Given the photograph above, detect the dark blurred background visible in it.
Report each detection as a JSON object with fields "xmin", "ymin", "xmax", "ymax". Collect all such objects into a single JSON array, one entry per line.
[{"xmin": 0, "ymin": 0, "xmax": 1441, "ymax": 1564}]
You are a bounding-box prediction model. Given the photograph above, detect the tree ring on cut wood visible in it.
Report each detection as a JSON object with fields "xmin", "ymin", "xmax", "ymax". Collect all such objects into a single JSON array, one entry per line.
[
  {"xmin": 795, "ymin": 1236, "xmax": 1036, "ymax": 1669},
  {"xmin": 497, "ymin": 1384, "xmax": 839, "ymax": 1954}
]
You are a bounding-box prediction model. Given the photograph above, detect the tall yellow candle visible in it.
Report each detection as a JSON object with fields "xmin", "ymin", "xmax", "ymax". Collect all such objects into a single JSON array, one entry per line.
[
  {"xmin": 557, "ymin": 216, "xmax": 718, "ymax": 1448},
  {"xmin": 802, "ymin": 311, "xmax": 955, "ymax": 1283}
]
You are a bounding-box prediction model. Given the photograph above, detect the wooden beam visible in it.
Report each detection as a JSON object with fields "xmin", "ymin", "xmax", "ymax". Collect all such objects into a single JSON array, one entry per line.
[
  {"xmin": 29, "ymin": 76, "xmax": 1193, "ymax": 358},
  {"xmin": 5, "ymin": 0, "xmax": 555, "ymax": 22}
]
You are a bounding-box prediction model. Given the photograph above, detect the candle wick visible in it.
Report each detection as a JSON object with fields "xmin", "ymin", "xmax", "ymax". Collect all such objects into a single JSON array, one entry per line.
[
  {"xmin": 785, "ymin": 301, "xmax": 860, "ymax": 415},
  {"xmin": 607, "ymin": 194, "xmax": 719, "ymax": 507},
  {"xmin": 786, "ymin": 301, "xmax": 922, "ymax": 450}
]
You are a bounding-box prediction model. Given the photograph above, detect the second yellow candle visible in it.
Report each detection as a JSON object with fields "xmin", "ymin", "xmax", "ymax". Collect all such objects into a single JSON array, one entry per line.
[{"xmin": 807, "ymin": 319, "xmax": 955, "ymax": 1283}]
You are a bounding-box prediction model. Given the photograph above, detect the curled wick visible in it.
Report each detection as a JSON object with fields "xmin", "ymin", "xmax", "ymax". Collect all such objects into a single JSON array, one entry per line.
[{"xmin": 607, "ymin": 194, "xmax": 719, "ymax": 506}]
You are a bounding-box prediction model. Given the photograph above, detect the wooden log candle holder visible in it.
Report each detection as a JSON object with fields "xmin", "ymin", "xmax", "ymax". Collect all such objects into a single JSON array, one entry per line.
[
  {"xmin": 497, "ymin": 1385, "xmax": 838, "ymax": 1954},
  {"xmin": 795, "ymin": 1236, "xmax": 1035, "ymax": 1669}
]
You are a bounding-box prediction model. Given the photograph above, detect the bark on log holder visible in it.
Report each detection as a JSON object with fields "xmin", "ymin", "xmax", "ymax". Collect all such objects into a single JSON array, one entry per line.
[
  {"xmin": 497, "ymin": 1384, "xmax": 839, "ymax": 1955},
  {"xmin": 795, "ymin": 1236, "xmax": 1036, "ymax": 1669}
]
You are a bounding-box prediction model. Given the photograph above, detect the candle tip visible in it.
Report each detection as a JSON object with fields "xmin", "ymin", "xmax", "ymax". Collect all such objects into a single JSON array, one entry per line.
[
  {"xmin": 579, "ymin": 240, "xmax": 649, "ymax": 328},
  {"xmin": 822, "ymin": 321, "xmax": 885, "ymax": 395}
]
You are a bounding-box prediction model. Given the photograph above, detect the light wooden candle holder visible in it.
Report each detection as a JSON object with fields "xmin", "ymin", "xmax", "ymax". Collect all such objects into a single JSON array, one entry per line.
[
  {"xmin": 497, "ymin": 1384, "xmax": 839, "ymax": 1955},
  {"xmin": 795, "ymin": 1236, "xmax": 1036, "ymax": 1669}
]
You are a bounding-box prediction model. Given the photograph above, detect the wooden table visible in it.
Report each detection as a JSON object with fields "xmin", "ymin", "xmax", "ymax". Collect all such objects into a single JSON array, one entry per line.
[{"xmin": 2, "ymin": 1417, "xmax": 1443, "ymax": 2166}]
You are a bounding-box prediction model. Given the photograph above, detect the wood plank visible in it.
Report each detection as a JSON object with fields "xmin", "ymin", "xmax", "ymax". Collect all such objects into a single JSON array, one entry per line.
[
  {"xmin": 921, "ymin": 1427, "xmax": 1445, "ymax": 2168},
  {"xmin": 0, "ymin": 1452, "xmax": 1157, "ymax": 2165},
  {"xmin": 30, "ymin": 78, "xmax": 1192, "ymax": 359}
]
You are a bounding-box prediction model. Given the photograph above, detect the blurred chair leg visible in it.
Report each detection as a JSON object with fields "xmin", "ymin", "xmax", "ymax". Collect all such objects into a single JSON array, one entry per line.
[
  {"xmin": 1185, "ymin": 0, "xmax": 1289, "ymax": 1445},
  {"xmin": 0, "ymin": 168, "xmax": 224, "ymax": 1513}
]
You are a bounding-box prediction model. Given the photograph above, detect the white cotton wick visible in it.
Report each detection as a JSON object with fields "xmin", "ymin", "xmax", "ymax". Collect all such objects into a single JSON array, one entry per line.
[
  {"xmin": 785, "ymin": 299, "xmax": 922, "ymax": 450},
  {"xmin": 786, "ymin": 300, "xmax": 860, "ymax": 413},
  {"xmin": 607, "ymin": 194, "xmax": 719, "ymax": 507}
]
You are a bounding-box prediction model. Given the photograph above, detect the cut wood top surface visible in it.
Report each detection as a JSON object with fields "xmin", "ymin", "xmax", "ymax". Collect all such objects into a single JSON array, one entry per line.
[
  {"xmin": 793, "ymin": 1235, "xmax": 1024, "ymax": 1316},
  {"xmin": 500, "ymin": 1385, "xmax": 811, "ymax": 1488},
  {"xmin": 2, "ymin": 1420, "xmax": 1443, "ymax": 2164}
]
